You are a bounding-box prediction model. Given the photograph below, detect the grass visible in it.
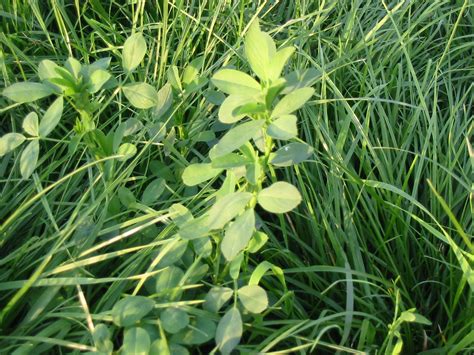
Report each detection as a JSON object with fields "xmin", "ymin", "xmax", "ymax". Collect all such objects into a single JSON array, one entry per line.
[{"xmin": 0, "ymin": 0, "xmax": 473, "ymax": 353}]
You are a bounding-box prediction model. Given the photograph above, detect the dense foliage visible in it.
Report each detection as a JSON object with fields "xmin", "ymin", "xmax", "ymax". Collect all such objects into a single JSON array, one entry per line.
[{"xmin": 0, "ymin": 1, "xmax": 472, "ymax": 354}]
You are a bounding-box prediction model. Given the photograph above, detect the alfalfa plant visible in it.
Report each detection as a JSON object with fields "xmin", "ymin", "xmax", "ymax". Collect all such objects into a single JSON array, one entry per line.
[
  {"xmin": 0, "ymin": 32, "xmax": 177, "ymax": 181},
  {"xmin": 174, "ymin": 18, "xmax": 317, "ymax": 354}
]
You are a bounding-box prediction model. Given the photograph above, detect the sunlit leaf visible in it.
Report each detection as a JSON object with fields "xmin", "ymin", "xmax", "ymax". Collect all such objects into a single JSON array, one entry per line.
[
  {"xmin": 221, "ymin": 209, "xmax": 255, "ymax": 261},
  {"xmin": 211, "ymin": 69, "xmax": 261, "ymax": 96},
  {"xmin": 122, "ymin": 33, "xmax": 147, "ymax": 72},
  {"xmin": 111, "ymin": 296, "xmax": 154, "ymax": 327},
  {"xmin": 39, "ymin": 96, "xmax": 63, "ymax": 137},
  {"xmin": 257, "ymin": 181, "xmax": 301, "ymax": 213},
  {"xmin": 2, "ymin": 82, "xmax": 54, "ymax": 103},
  {"xmin": 238, "ymin": 285, "xmax": 268, "ymax": 313},
  {"xmin": 216, "ymin": 308, "xmax": 242, "ymax": 355},
  {"xmin": 123, "ymin": 82, "xmax": 157, "ymax": 109},
  {"xmin": 0, "ymin": 133, "xmax": 26, "ymax": 156},
  {"xmin": 20, "ymin": 139, "xmax": 39, "ymax": 179}
]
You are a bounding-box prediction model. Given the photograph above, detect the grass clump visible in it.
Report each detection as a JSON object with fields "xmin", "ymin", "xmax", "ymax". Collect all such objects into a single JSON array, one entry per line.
[{"xmin": 0, "ymin": 1, "xmax": 472, "ymax": 354}]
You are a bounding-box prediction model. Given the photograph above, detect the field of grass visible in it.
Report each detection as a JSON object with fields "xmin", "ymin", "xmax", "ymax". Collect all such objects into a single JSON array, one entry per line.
[{"xmin": 0, "ymin": 0, "xmax": 473, "ymax": 354}]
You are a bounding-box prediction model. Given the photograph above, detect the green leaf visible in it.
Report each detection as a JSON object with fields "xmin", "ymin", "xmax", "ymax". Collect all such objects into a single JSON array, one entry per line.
[
  {"xmin": 117, "ymin": 143, "xmax": 137, "ymax": 161},
  {"xmin": 183, "ymin": 56, "xmax": 204, "ymax": 85},
  {"xmin": 271, "ymin": 87, "xmax": 314, "ymax": 118},
  {"xmin": 38, "ymin": 60, "xmax": 60, "ymax": 81},
  {"xmin": 111, "ymin": 296, "xmax": 154, "ymax": 327},
  {"xmin": 141, "ymin": 178, "xmax": 166, "ymax": 205},
  {"xmin": 122, "ymin": 33, "xmax": 147, "ymax": 72},
  {"xmin": 216, "ymin": 308, "xmax": 242, "ymax": 355},
  {"xmin": 0, "ymin": 133, "xmax": 26, "ymax": 156},
  {"xmin": 211, "ymin": 153, "xmax": 253, "ymax": 169},
  {"xmin": 156, "ymin": 238, "xmax": 188, "ymax": 268},
  {"xmin": 267, "ymin": 115, "xmax": 297, "ymax": 140},
  {"xmin": 160, "ymin": 308, "xmax": 189, "ymax": 334},
  {"xmin": 65, "ymin": 57, "xmax": 82, "ymax": 78},
  {"xmin": 123, "ymin": 117, "xmax": 143, "ymax": 136},
  {"xmin": 257, "ymin": 181, "xmax": 302, "ymax": 213},
  {"xmin": 247, "ymin": 231, "xmax": 269, "ymax": 253},
  {"xmin": 150, "ymin": 338, "xmax": 170, "ymax": 355},
  {"xmin": 400, "ymin": 310, "xmax": 432, "ymax": 325},
  {"xmin": 207, "ymin": 192, "xmax": 253, "ymax": 230},
  {"xmin": 22, "ymin": 112, "xmax": 39, "ymax": 136},
  {"xmin": 211, "ymin": 119, "xmax": 265, "ymax": 159},
  {"xmin": 153, "ymin": 83, "xmax": 173, "ymax": 119},
  {"xmin": 20, "ymin": 140, "xmax": 39, "ymax": 179},
  {"xmin": 171, "ymin": 317, "xmax": 216, "ymax": 345},
  {"xmin": 147, "ymin": 122, "xmax": 167, "ymax": 143},
  {"xmin": 39, "ymin": 97, "xmax": 63, "ymax": 137},
  {"xmin": 178, "ymin": 215, "xmax": 210, "ymax": 240},
  {"xmin": 221, "ymin": 209, "xmax": 255, "ymax": 261},
  {"xmin": 270, "ymin": 142, "xmax": 313, "ymax": 167},
  {"xmin": 238, "ymin": 285, "xmax": 269, "ymax": 313},
  {"xmin": 203, "ymin": 287, "xmax": 233, "ymax": 313},
  {"xmin": 169, "ymin": 203, "xmax": 193, "ymax": 226},
  {"xmin": 123, "ymin": 82, "xmax": 158, "ymax": 109},
  {"xmin": 192, "ymin": 237, "xmax": 213, "ymax": 258},
  {"xmin": 268, "ymin": 46, "xmax": 295, "ymax": 81},
  {"xmin": 229, "ymin": 253, "xmax": 244, "ymax": 280},
  {"xmin": 245, "ymin": 161, "xmax": 261, "ymax": 185},
  {"xmin": 167, "ymin": 65, "xmax": 182, "ymax": 91},
  {"xmin": 123, "ymin": 327, "xmax": 150, "ymax": 355},
  {"xmin": 88, "ymin": 69, "xmax": 111, "ymax": 93},
  {"xmin": 182, "ymin": 163, "xmax": 222, "ymax": 186},
  {"xmin": 204, "ymin": 90, "xmax": 226, "ymax": 105},
  {"xmin": 92, "ymin": 324, "xmax": 113, "ymax": 353},
  {"xmin": 282, "ymin": 68, "xmax": 320, "ymax": 94},
  {"xmin": 211, "ymin": 69, "xmax": 261, "ymax": 96},
  {"xmin": 244, "ymin": 18, "xmax": 276, "ymax": 82},
  {"xmin": 155, "ymin": 266, "xmax": 184, "ymax": 294},
  {"xmin": 218, "ymin": 95, "xmax": 254, "ymax": 124},
  {"xmin": 2, "ymin": 82, "xmax": 54, "ymax": 103},
  {"xmin": 170, "ymin": 343, "xmax": 189, "ymax": 355},
  {"xmin": 118, "ymin": 186, "xmax": 136, "ymax": 207}
]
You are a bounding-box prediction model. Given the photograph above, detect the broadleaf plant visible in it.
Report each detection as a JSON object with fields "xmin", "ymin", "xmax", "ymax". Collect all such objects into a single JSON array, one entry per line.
[{"xmin": 178, "ymin": 18, "xmax": 315, "ymax": 353}]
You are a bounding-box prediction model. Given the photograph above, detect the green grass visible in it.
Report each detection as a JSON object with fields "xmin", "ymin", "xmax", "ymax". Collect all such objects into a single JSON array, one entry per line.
[{"xmin": 0, "ymin": 0, "xmax": 473, "ymax": 353}]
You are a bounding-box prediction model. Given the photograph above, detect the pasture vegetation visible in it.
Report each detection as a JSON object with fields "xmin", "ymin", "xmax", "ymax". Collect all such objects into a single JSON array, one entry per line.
[{"xmin": 0, "ymin": 1, "xmax": 472, "ymax": 354}]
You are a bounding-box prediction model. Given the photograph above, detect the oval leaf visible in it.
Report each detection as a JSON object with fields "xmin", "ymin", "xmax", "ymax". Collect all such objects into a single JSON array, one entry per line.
[
  {"xmin": 0, "ymin": 133, "xmax": 26, "ymax": 156},
  {"xmin": 122, "ymin": 33, "xmax": 147, "ymax": 72},
  {"xmin": 216, "ymin": 308, "xmax": 242, "ymax": 355},
  {"xmin": 221, "ymin": 209, "xmax": 255, "ymax": 261},
  {"xmin": 23, "ymin": 112, "xmax": 39, "ymax": 136},
  {"xmin": 182, "ymin": 163, "xmax": 222, "ymax": 186},
  {"xmin": 39, "ymin": 96, "xmax": 63, "ymax": 137},
  {"xmin": 268, "ymin": 46, "xmax": 295, "ymax": 81},
  {"xmin": 212, "ymin": 120, "xmax": 265, "ymax": 159},
  {"xmin": 160, "ymin": 308, "xmax": 189, "ymax": 334},
  {"xmin": 238, "ymin": 285, "xmax": 268, "ymax": 313},
  {"xmin": 123, "ymin": 82, "xmax": 157, "ymax": 109},
  {"xmin": 244, "ymin": 19, "xmax": 276, "ymax": 82},
  {"xmin": 267, "ymin": 115, "xmax": 297, "ymax": 140},
  {"xmin": 207, "ymin": 192, "xmax": 253, "ymax": 230},
  {"xmin": 211, "ymin": 69, "xmax": 261, "ymax": 96},
  {"xmin": 141, "ymin": 178, "xmax": 166, "ymax": 205},
  {"xmin": 271, "ymin": 87, "xmax": 314, "ymax": 118},
  {"xmin": 111, "ymin": 296, "xmax": 155, "ymax": 327},
  {"xmin": 117, "ymin": 143, "xmax": 137, "ymax": 161},
  {"xmin": 38, "ymin": 60, "xmax": 60, "ymax": 81},
  {"xmin": 218, "ymin": 95, "xmax": 254, "ymax": 124},
  {"xmin": 20, "ymin": 140, "xmax": 39, "ymax": 179},
  {"xmin": 203, "ymin": 287, "xmax": 233, "ymax": 313},
  {"xmin": 257, "ymin": 181, "xmax": 301, "ymax": 213},
  {"xmin": 123, "ymin": 327, "xmax": 150, "ymax": 355},
  {"xmin": 3, "ymin": 82, "xmax": 53, "ymax": 103},
  {"xmin": 270, "ymin": 142, "xmax": 313, "ymax": 167}
]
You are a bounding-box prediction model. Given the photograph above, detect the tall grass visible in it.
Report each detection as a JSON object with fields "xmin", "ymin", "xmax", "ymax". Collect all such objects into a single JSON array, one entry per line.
[{"xmin": 0, "ymin": 0, "xmax": 472, "ymax": 353}]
